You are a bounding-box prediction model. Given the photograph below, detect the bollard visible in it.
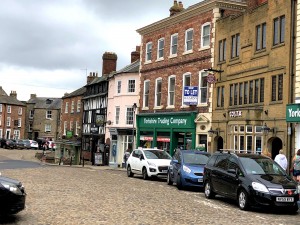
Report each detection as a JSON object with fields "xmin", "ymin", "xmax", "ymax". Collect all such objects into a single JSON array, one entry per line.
[{"xmin": 59, "ymin": 157, "xmax": 62, "ymax": 165}]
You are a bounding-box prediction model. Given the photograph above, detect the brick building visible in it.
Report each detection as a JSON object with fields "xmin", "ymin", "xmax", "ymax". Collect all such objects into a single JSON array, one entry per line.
[
  {"xmin": 212, "ymin": 0, "xmax": 293, "ymax": 159},
  {"xmin": 136, "ymin": 0, "xmax": 246, "ymax": 155},
  {"xmin": 0, "ymin": 87, "xmax": 26, "ymax": 139}
]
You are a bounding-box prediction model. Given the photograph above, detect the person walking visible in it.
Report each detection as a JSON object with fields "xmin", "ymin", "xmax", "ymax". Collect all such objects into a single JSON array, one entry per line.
[
  {"xmin": 274, "ymin": 149, "xmax": 287, "ymax": 171},
  {"xmin": 123, "ymin": 149, "xmax": 131, "ymax": 168},
  {"xmin": 291, "ymin": 149, "xmax": 300, "ymax": 182}
]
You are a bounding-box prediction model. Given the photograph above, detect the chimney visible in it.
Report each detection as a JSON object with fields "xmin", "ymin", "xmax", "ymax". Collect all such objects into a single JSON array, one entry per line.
[
  {"xmin": 102, "ymin": 52, "xmax": 117, "ymax": 75},
  {"xmin": 169, "ymin": 0, "xmax": 184, "ymax": 16},
  {"xmin": 87, "ymin": 72, "xmax": 98, "ymax": 84},
  {"xmin": 30, "ymin": 94, "xmax": 37, "ymax": 99},
  {"xmin": 131, "ymin": 46, "xmax": 140, "ymax": 63},
  {"xmin": 10, "ymin": 91, "xmax": 17, "ymax": 99}
]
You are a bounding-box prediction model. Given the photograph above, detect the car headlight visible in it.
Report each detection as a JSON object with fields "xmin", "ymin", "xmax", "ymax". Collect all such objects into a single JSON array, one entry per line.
[
  {"xmin": 0, "ymin": 181, "xmax": 23, "ymax": 195},
  {"xmin": 252, "ymin": 182, "xmax": 269, "ymax": 194},
  {"xmin": 183, "ymin": 165, "xmax": 191, "ymax": 174},
  {"xmin": 297, "ymin": 184, "xmax": 300, "ymax": 194},
  {"xmin": 147, "ymin": 161, "xmax": 156, "ymax": 167}
]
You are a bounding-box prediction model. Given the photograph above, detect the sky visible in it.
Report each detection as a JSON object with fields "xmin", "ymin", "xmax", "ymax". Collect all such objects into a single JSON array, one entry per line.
[{"xmin": 0, "ymin": 0, "xmax": 201, "ymax": 101}]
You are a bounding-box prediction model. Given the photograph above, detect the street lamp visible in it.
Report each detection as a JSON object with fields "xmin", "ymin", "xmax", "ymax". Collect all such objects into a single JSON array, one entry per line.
[
  {"xmin": 208, "ymin": 127, "xmax": 219, "ymax": 137},
  {"xmin": 132, "ymin": 103, "xmax": 137, "ymax": 150}
]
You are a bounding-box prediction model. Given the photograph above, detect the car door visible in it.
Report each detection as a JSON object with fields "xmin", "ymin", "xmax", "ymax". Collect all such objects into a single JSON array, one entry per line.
[
  {"xmin": 172, "ymin": 151, "xmax": 181, "ymax": 182},
  {"xmin": 130, "ymin": 150, "xmax": 139, "ymax": 172},
  {"xmin": 222, "ymin": 156, "xmax": 241, "ymax": 198},
  {"xmin": 134, "ymin": 150, "xmax": 144, "ymax": 174},
  {"xmin": 211, "ymin": 155, "xmax": 229, "ymax": 194}
]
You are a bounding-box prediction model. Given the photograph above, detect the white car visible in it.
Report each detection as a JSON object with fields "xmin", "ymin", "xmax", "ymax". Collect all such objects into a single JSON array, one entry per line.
[
  {"xmin": 29, "ymin": 140, "xmax": 38, "ymax": 149},
  {"xmin": 126, "ymin": 148, "xmax": 171, "ymax": 179}
]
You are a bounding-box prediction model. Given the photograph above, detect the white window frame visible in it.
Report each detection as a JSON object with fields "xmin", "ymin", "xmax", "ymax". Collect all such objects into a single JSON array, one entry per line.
[
  {"xmin": 168, "ymin": 75, "xmax": 176, "ymax": 106},
  {"xmin": 28, "ymin": 124, "xmax": 32, "ymax": 132},
  {"xmin": 63, "ymin": 121, "xmax": 67, "ymax": 135},
  {"xmin": 117, "ymin": 80, "xmax": 121, "ymax": 94},
  {"xmin": 170, "ymin": 33, "xmax": 178, "ymax": 56},
  {"xmin": 65, "ymin": 102, "xmax": 69, "ymax": 113},
  {"xmin": 0, "ymin": 129, "xmax": 2, "ymax": 138},
  {"xmin": 198, "ymin": 71, "xmax": 208, "ymax": 105},
  {"xmin": 75, "ymin": 121, "xmax": 79, "ymax": 135},
  {"xmin": 0, "ymin": 115, "xmax": 1, "ymax": 126},
  {"xmin": 46, "ymin": 110, "xmax": 52, "ymax": 119},
  {"xmin": 7, "ymin": 117, "xmax": 11, "ymax": 127},
  {"xmin": 71, "ymin": 101, "xmax": 74, "ymax": 113},
  {"xmin": 155, "ymin": 78, "xmax": 162, "ymax": 107},
  {"xmin": 254, "ymin": 136, "xmax": 263, "ymax": 154},
  {"xmin": 246, "ymin": 135, "xmax": 253, "ymax": 153},
  {"xmin": 143, "ymin": 80, "xmax": 150, "ymax": 108},
  {"xmin": 185, "ymin": 28, "xmax": 193, "ymax": 52},
  {"xmin": 5, "ymin": 129, "xmax": 11, "ymax": 139},
  {"xmin": 128, "ymin": 79, "xmax": 136, "ymax": 93},
  {"xmin": 126, "ymin": 107, "xmax": 134, "ymax": 125},
  {"xmin": 18, "ymin": 107, "xmax": 22, "ymax": 115},
  {"xmin": 246, "ymin": 125, "xmax": 253, "ymax": 133},
  {"xmin": 115, "ymin": 106, "xmax": 120, "ymax": 125},
  {"xmin": 45, "ymin": 124, "xmax": 51, "ymax": 132},
  {"xmin": 0, "ymin": 104, "xmax": 2, "ymax": 113},
  {"xmin": 157, "ymin": 38, "xmax": 165, "ymax": 60},
  {"xmin": 13, "ymin": 130, "xmax": 20, "ymax": 140},
  {"xmin": 239, "ymin": 135, "xmax": 245, "ymax": 153},
  {"xmin": 7, "ymin": 105, "xmax": 11, "ymax": 113},
  {"xmin": 18, "ymin": 118, "xmax": 21, "ymax": 127},
  {"xmin": 29, "ymin": 110, "xmax": 34, "ymax": 118},
  {"xmin": 201, "ymin": 22, "xmax": 211, "ymax": 48},
  {"xmin": 146, "ymin": 42, "xmax": 152, "ymax": 62},
  {"xmin": 77, "ymin": 100, "xmax": 81, "ymax": 112},
  {"xmin": 182, "ymin": 73, "xmax": 191, "ymax": 105},
  {"xmin": 70, "ymin": 121, "xmax": 73, "ymax": 131}
]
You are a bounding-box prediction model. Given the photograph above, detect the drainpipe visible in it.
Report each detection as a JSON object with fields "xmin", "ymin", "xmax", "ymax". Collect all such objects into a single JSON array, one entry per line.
[{"xmin": 288, "ymin": 0, "xmax": 296, "ymax": 169}]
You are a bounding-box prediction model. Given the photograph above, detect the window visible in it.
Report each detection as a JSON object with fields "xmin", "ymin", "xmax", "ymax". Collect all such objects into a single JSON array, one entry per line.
[
  {"xmin": 115, "ymin": 106, "xmax": 120, "ymax": 125},
  {"xmin": 244, "ymin": 82, "xmax": 248, "ymax": 104},
  {"xmin": 71, "ymin": 101, "xmax": 74, "ymax": 113},
  {"xmin": 260, "ymin": 78, "xmax": 264, "ymax": 102},
  {"xmin": 63, "ymin": 121, "xmax": 67, "ymax": 135},
  {"xmin": 199, "ymin": 71, "xmax": 208, "ymax": 104},
  {"xmin": 117, "ymin": 80, "xmax": 121, "ymax": 94},
  {"xmin": 271, "ymin": 74, "xmax": 283, "ymax": 101},
  {"xmin": 77, "ymin": 100, "xmax": 81, "ymax": 112},
  {"xmin": 45, "ymin": 124, "xmax": 51, "ymax": 132},
  {"xmin": 185, "ymin": 29, "xmax": 193, "ymax": 52},
  {"xmin": 126, "ymin": 107, "xmax": 134, "ymax": 125},
  {"xmin": 183, "ymin": 73, "xmax": 191, "ymax": 105},
  {"xmin": 256, "ymin": 23, "xmax": 266, "ymax": 50},
  {"xmin": 168, "ymin": 76, "xmax": 175, "ymax": 106},
  {"xmin": 229, "ymin": 84, "xmax": 233, "ymax": 106},
  {"xmin": 18, "ymin": 118, "xmax": 21, "ymax": 127},
  {"xmin": 0, "ymin": 104, "xmax": 2, "ymax": 112},
  {"xmin": 13, "ymin": 130, "xmax": 20, "ymax": 140},
  {"xmin": 273, "ymin": 15, "xmax": 285, "ymax": 46},
  {"xmin": 46, "ymin": 110, "xmax": 52, "ymax": 119},
  {"xmin": 143, "ymin": 80, "xmax": 150, "ymax": 108},
  {"xmin": 7, "ymin": 105, "xmax": 11, "ymax": 113},
  {"xmin": 231, "ymin": 33, "xmax": 240, "ymax": 58},
  {"xmin": 0, "ymin": 129, "xmax": 2, "ymax": 138},
  {"xmin": 29, "ymin": 110, "xmax": 34, "ymax": 118},
  {"xmin": 219, "ymin": 39, "xmax": 226, "ymax": 62},
  {"xmin": 65, "ymin": 102, "xmax": 69, "ymax": 113},
  {"xmin": 146, "ymin": 42, "xmax": 152, "ymax": 62},
  {"xmin": 201, "ymin": 23, "xmax": 210, "ymax": 48},
  {"xmin": 157, "ymin": 38, "xmax": 164, "ymax": 59},
  {"xmin": 18, "ymin": 107, "xmax": 22, "ymax": 115},
  {"xmin": 7, "ymin": 117, "xmax": 11, "ymax": 127},
  {"xmin": 28, "ymin": 124, "xmax": 32, "ymax": 132},
  {"xmin": 170, "ymin": 33, "xmax": 178, "ymax": 55},
  {"xmin": 246, "ymin": 136, "xmax": 253, "ymax": 153},
  {"xmin": 217, "ymin": 86, "xmax": 224, "ymax": 107},
  {"xmin": 239, "ymin": 83, "xmax": 243, "ymax": 105},
  {"xmin": 155, "ymin": 78, "xmax": 162, "ymax": 107},
  {"xmin": 249, "ymin": 81, "xmax": 253, "ymax": 104},
  {"xmin": 0, "ymin": 115, "xmax": 1, "ymax": 126},
  {"xmin": 75, "ymin": 121, "xmax": 79, "ymax": 135},
  {"xmin": 234, "ymin": 83, "xmax": 238, "ymax": 105},
  {"xmin": 128, "ymin": 80, "xmax": 135, "ymax": 93},
  {"xmin": 70, "ymin": 121, "xmax": 73, "ymax": 131}
]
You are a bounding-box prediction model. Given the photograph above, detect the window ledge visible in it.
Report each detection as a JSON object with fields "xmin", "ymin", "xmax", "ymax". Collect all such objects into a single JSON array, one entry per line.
[
  {"xmin": 142, "ymin": 107, "xmax": 149, "ymax": 111},
  {"xmin": 166, "ymin": 105, "xmax": 175, "ymax": 109},
  {"xmin": 183, "ymin": 50, "xmax": 193, "ymax": 55},
  {"xmin": 168, "ymin": 54, "xmax": 177, "ymax": 59},
  {"xmin": 144, "ymin": 61, "xmax": 152, "ymax": 65},
  {"xmin": 197, "ymin": 103, "xmax": 208, "ymax": 107},
  {"xmin": 154, "ymin": 106, "xmax": 164, "ymax": 110},
  {"xmin": 198, "ymin": 46, "xmax": 210, "ymax": 51},
  {"xmin": 155, "ymin": 58, "xmax": 164, "ymax": 62},
  {"xmin": 180, "ymin": 105, "xmax": 189, "ymax": 109}
]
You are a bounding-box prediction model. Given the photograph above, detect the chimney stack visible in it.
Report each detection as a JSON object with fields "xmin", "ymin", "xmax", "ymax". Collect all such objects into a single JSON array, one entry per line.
[
  {"xmin": 169, "ymin": 0, "xmax": 184, "ymax": 16},
  {"xmin": 131, "ymin": 46, "xmax": 140, "ymax": 63},
  {"xmin": 10, "ymin": 91, "xmax": 17, "ymax": 99},
  {"xmin": 30, "ymin": 94, "xmax": 37, "ymax": 99},
  {"xmin": 87, "ymin": 72, "xmax": 98, "ymax": 84},
  {"xmin": 102, "ymin": 52, "xmax": 117, "ymax": 75}
]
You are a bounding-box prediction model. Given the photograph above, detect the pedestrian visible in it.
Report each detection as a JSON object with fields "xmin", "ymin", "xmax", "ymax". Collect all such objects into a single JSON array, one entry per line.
[
  {"xmin": 123, "ymin": 149, "xmax": 131, "ymax": 168},
  {"xmin": 274, "ymin": 149, "xmax": 287, "ymax": 171},
  {"xmin": 290, "ymin": 149, "xmax": 300, "ymax": 182}
]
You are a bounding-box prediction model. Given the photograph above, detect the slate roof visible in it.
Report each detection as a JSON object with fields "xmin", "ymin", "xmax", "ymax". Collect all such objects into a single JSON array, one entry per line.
[
  {"xmin": 109, "ymin": 60, "xmax": 140, "ymax": 79},
  {"xmin": 0, "ymin": 86, "xmax": 25, "ymax": 106},
  {"xmin": 27, "ymin": 97, "xmax": 62, "ymax": 110},
  {"xmin": 85, "ymin": 74, "xmax": 108, "ymax": 87},
  {"xmin": 62, "ymin": 86, "xmax": 86, "ymax": 99}
]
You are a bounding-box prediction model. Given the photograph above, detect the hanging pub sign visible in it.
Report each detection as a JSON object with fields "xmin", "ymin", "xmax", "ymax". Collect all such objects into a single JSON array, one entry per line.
[
  {"xmin": 96, "ymin": 114, "xmax": 104, "ymax": 126},
  {"xmin": 207, "ymin": 72, "xmax": 216, "ymax": 84},
  {"xmin": 90, "ymin": 124, "xmax": 99, "ymax": 134},
  {"xmin": 183, "ymin": 86, "xmax": 198, "ymax": 105}
]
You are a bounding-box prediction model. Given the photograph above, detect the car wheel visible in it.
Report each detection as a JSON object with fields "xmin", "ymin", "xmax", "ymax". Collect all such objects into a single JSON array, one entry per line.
[
  {"xmin": 167, "ymin": 172, "xmax": 173, "ymax": 185},
  {"xmin": 142, "ymin": 167, "xmax": 148, "ymax": 180},
  {"xmin": 127, "ymin": 165, "xmax": 133, "ymax": 177},
  {"xmin": 204, "ymin": 181, "xmax": 215, "ymax": 199},
  {"xmin": 238, "ymin": 189, "xmax": 249, "ymax": 210},
  {"xmin": 176, "ymin": 174, "xmax": 183, "ymax": 190}
]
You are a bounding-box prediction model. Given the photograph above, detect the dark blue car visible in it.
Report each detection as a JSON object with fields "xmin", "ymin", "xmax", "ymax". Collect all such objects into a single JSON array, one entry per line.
[{"xmin": 167, "ymin": 149, "xmax": 210, "ymax": 189}]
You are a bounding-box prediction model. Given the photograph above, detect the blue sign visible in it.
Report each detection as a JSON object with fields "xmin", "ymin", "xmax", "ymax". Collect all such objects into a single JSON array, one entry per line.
[
  {"xmin": 183, "ymin": 86, "xmax": 198, "ymax": 105},
  {"xmin": 112, "ymin": 144, "xmax": 117, "ymax": 156}
]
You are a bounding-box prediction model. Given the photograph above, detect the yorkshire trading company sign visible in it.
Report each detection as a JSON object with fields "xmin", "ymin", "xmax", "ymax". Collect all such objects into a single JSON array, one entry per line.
[{"xmin": 286, "ymin": 104, "xmax": 300, "ymax": 122}]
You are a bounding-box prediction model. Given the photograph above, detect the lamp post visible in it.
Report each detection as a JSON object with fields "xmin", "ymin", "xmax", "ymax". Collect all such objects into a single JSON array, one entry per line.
[{"xmin": 132, "ymin": 103, "xmax": 137, "ymax": 150}]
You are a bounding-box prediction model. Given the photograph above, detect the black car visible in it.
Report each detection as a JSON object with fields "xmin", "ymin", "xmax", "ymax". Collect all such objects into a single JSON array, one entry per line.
[
  {"xmin": 0, "ymin": 175, "xmax": 26, "ymax": 215},
  {"xmin": 203, "ymin": 150, "xmax": 299, "ymax": 212},
  {"xmin": 15, "ymin": 140, "xmax": 25, "ymax": 149},
  {"xmin": 22, "ymin": 140, "xmax": 32, "ymax": 149},
  {"xmin": 0, "ymin": 139, "xmax": 16, "ymax": 149}
]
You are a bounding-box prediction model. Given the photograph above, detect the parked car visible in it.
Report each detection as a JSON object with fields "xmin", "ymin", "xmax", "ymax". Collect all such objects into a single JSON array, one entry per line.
[
  {"xmin": 203, "ymin": 150, "xmax": 299, "ymax": 212},
  {"xmin": 15, "ymin": 140, "xmax": 25, "ymax": 149},
  {"xmin": 47, "ymin": 141, "xmax": 57, "ymax": 150},
  {"xmin": 126, "ymin": 148, "xmax": 172, "ymax": 180},
  {"xmin": 29, "ymin": 140, "xmax": 39, "ymax": 149},
  {"xmin": 0, "ymin": 174, "xmax": 26, "ymax": 215},
  {"xmin": 167, "ymin": 150, "xmax": 211, "ymax": 189},
  {"xmin": 0, "ymin": 138, "xmax": 7, "ymax": 148},
  {"xmin": 22, "ymin": 140, "xmax": 32, "ymax": 149},
  {"xmin": 0, "ymin": 139, "xmax": 16, "ymax": 149}
]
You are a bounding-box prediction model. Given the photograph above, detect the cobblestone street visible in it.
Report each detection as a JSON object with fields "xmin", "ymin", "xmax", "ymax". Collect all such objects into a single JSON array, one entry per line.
[{"xmin": 0, "ymin": 149, "xmax": 299, "ymax": 225}]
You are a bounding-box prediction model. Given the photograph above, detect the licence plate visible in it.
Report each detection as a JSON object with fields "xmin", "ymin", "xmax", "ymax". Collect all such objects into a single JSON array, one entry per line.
[
  {"xmin": 198, "ymin": 178, "xmax": 203, "ymax": 182},
  {"xmin": 276, "ymin": 197, "xmax": 294, "ymax": 202},
  {"xmin": 162, "ymin": 170, "xmax": 167, "ymax": 173}
]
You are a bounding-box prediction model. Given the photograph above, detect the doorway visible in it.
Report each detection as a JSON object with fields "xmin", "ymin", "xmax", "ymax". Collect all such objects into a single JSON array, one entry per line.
[{"xmin": 270, "ymin": 137, "xmax": 282, "ymax": 159}]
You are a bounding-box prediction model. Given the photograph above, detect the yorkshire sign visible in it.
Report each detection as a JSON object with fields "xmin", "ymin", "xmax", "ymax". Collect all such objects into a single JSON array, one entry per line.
[{"xmin": 286, "ymin": 104, "xmax": 300, "ymax": 122}]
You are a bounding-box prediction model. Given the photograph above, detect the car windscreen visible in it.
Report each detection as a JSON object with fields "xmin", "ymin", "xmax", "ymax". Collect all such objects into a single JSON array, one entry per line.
[
  {"xmin": 144, "ymin": 150, "xmax": 171, "ymax": 159},
  {"xmin": 183, "ymin": 153, "xmax": 210, "ymax": 165},
  {"xmin": 240, "ymin": 157, "xmax": 286, "ymax": 175}
]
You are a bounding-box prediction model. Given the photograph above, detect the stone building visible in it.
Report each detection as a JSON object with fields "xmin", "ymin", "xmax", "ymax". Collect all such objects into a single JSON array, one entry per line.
[
  {"xmin": 212, "ymin": 0, "xmax": 293, "ymax": 160},
  {"xmin": 0, "ymin": 87, "xmax": 26, "ymax": 139},
  {"xmin": 136, "ymin": 0, "xmax": 247, "ymax": 155}
]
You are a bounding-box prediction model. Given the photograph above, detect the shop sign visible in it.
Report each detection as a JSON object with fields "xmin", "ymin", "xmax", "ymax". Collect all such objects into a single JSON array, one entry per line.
[
  {"xmin": 157, "ymin": 137, "xmax": 170, "ymax": 142},
  {"xmin": 90, "ymin": 124, "xmax": 99, "ymax": 134},
  {"xmin": 183, "ymin": 86, "xmax": 198, "ymax": 105},
  {"xmin": 229, "ymin": 111, "xmax": 242, "ymax": 117},
  {"xmin": 286, "ymin": 104, "xmax": 300, "ymax": 122},
  {"xmin": 140, "ymin": 136, "xmax": 153, "ymax": 141},
  {"xmin": 66, "ymin": 131, "xmax": 73, "ymax": 138}
]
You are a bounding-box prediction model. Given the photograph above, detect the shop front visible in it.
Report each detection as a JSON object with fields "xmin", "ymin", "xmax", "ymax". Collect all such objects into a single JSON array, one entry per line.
[{"xmin": 136, "ymin": 112, "xmax": 197, "ymax": 156}]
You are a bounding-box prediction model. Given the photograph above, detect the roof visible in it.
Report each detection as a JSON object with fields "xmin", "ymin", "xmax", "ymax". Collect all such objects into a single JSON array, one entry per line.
[
  {"xmin": 85, "ymin": 74, "xmax": 108, "ymax": 87},
  {"xmin": 0, "ymin": 95, "xmax": 25, "ymax": 106},
  {"xmin": 62, "ymin": 86, "xmax": 86, "ymax": 99},
  {"xmin": 109, "ymin": 60, "xmax": 140, "ymax": 78},
  {"xmin": 27, "ymin": 97, "xmax": 62, "ymax": 109},
  {"xmin": 0, "ymin": 86, "xmax": 8, "ymax": 96}
]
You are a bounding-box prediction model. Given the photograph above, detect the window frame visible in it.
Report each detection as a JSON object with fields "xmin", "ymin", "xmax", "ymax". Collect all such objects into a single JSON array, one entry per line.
[
  {"xmin": 145, "ymin": 42, "xmax": 152, "ymax": 62},
  {"xmin": 155, "ymin": 78, "xmax": 162, "ymax": 107},
  {"xmin": 168, "ymin": 75, "xmax": 176, "ymax": 106},
  {"xmin": 185, "ymin": 28, "xmax": 194, "ymax": 52},
  {"xmin": 170, "ymin": 33, "xmax": 178, "ymax": 56},
  {"xmin": 143, "ymin": 80, "xmax": 150, "ymax": 108},
  {"xmin": 198, "ymin": 71, "xmax": 208, "ymax": 104},
  {"xmin": 201, "ymin": 22, "xmax": 211, "ymax": 48},
  {"xmin": 128, "ymin": 79, "xmax": 136, "ymax": 93},
  {"xmin": 273, "ymin": 15, "xmax": 285, "ymax": 46},
  {"xmin": 157, "ymin": 38, "xmax": 165, "ymax": 59},
  {"xmin": 231, "ymin": 33, "xmax": 240, "ymax": 58}
]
